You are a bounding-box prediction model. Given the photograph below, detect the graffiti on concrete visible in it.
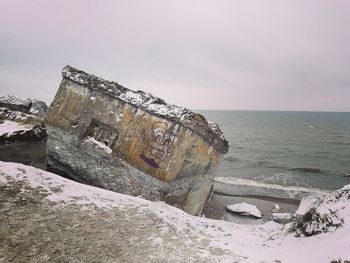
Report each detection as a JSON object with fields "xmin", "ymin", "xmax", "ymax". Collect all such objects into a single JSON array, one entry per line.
[{"xmin": 140, "ymin": 122, "xmax": 175, "ymax": 168}]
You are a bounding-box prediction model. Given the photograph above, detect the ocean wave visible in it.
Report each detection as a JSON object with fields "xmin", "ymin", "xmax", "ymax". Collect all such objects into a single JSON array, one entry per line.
[
  {"xmin": 267, "ymin": 165, "xmax": 287, "ymax": 169},
  {"xmin": 342, "ymin": 173, "xmax": 350, "ymax": 178},
  {"xmin": 253, "ymin": 163, "xmax": 326, "ymax": 174},
  {"xmin": 289, "ymin": 167, "xmax": 323, "ymax": 173},
  {"xmin": 214, "ymin": 177, "xmax": 328, "ymax": 200},
  {"xmin": 224, "ymin": 156, "xmax": 240, "ymax": 162},
  {"xmin": 255, "ymin": 160, "xmax": 274, "ymax": 166},
  {"xmin": 331, "ymin": 141, "xmax": 350, "ymax": 145}
]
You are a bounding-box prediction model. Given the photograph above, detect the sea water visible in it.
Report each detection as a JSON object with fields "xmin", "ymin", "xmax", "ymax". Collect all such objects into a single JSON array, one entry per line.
[{"xmin": 199, "ymin": 110, "xmax": 350, "ymax": 191}]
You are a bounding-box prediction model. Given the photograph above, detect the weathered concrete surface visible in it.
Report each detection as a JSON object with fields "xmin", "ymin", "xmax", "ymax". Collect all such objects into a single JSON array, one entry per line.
[
  {"xmin": 46, "ymin": 66, "xmax": 228, "ymax": 182},
  {"xmin": 0, "ymin": 105, "xmax": 48, "ymax": 170},
  {"xmin": 45, "ymin": 66, "xmax": 229, "ymax": 215},
  {"xmin": 46, "ymin": 122, "xmax": 214, "ymax": 213},
  {"xmin": 47, "ymin": 126, "xmax": 167, "ymax": 201}
]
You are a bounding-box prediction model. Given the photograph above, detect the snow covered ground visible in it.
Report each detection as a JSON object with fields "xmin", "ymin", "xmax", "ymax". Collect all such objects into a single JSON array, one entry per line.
[{"xmin": 0, "ymin": 161, "xmax": 349, "ymax": 262}]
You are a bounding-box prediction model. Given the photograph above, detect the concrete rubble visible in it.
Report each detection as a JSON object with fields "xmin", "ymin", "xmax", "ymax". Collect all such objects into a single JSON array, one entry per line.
[{"xmin": 0, "ymin": 95, "xmax": 48, "ymax": 170}]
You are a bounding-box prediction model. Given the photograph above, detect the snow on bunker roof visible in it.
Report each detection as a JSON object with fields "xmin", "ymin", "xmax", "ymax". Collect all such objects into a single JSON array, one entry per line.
[{"xmin": 62, "ymin": 65, "xmax": 229, "ymax": 154}]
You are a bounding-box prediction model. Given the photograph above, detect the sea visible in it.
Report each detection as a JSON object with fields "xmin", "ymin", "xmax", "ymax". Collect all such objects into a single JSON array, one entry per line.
[{"xmin": 199, "ymin": 110, "xmax": 350, "ymax": 191}]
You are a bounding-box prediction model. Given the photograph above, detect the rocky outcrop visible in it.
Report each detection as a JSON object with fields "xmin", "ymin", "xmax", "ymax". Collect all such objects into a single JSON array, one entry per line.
[
  {"xmin": 0, "ymin": 95, "xmax": 48, "ymax": 118},
  {"xmin": 290, "ymin": 184, "xmax": 350, "ymax": 237},
  {"xmin": 0, "ymin": 94, "xmax": 32, "ymax": 113},
  {"xmin": 29, "ymin": 99, "xmax": 49, "ymax": 118},
  {"xmin": 0, "ymin": 96, "xmax": 48, "ymax": 170},
  {"xmin": 45, "ymin": 65, "xmax": 229, "ymax": 215}
]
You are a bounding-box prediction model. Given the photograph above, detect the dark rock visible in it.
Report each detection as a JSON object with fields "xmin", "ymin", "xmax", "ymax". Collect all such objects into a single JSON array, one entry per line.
[
  {"xmin": 0, "ymin": 122, "xmax": 47, "ymax": 170},
  {"xmin": 0, "ymin": 123, "xmax": 47, "ymax": 144},
  {"xmin": 0, "ymin": 97, "xmax": 48, "ymax": 170},
  {"xmin": 0, "ymin": 95, "xmax": 48, "ymax": 118},
  {"xmin": 0, "ymin": 95, "xmax": 32, "ymax": 113},
  {"xmin": 29, "ymin": 99, "xmax": 49, "ymax": 118}
]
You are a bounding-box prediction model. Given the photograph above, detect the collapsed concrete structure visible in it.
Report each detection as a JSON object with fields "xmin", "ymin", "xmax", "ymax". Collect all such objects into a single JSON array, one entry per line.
[
  {"xmin": 45, "ymin": 65, "xmax": 229, "ymax": 215},
  {"xmin": 0, "ymin": 95, "xmax": 48, "ymax": 170}
]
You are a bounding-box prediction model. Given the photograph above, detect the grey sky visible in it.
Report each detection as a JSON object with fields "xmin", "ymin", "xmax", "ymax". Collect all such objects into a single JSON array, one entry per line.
[{"xmin": 1, "ymin": 0, "xmax": 349, "ymax": 111}]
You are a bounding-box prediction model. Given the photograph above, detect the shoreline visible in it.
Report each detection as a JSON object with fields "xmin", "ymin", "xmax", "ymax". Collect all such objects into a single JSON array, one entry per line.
[
  {"xmin": 214, "ymin": 191, "xmax": 300, "ymax": 205},
  {"xmin": 203, "ymin": 191, "xmax": 300, "ymax": 225}
]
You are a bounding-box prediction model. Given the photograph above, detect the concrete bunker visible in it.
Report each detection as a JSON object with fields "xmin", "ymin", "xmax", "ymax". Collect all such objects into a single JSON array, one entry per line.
[{"xmin": 45, "ymin": 65, "xmax": 229, "ymax": 215}]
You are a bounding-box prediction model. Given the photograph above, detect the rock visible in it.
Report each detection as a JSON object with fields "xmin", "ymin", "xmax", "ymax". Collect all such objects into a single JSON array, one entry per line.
[
  {"xmin": 0, "ymin": 94, "xmax": 32, "ymax": 113},
  {"xmin": 272, "ymin": 204, "xmax": 280, "ymax": 213},
  {"xmin": 0, "ymin": 96, "xmax": 48, "ymax": 170},
  {"xmin": 271, "ymin": 212, "xmax": 294, "ymax": 223},
  {"xmin": 44, "ymin": 65, "xmax": 229, "ymax": 216},
  {"xmin": 29, "ymin": 99, "xmax": 49, "ymax": 118},
  {"xmin": 0, "ymin": 119, "xmax": 47, "ymax": 170},
  {"xmin": 226, "ymin": 202, "xmax": 263, "ymax": 218},
  {"xmin": 0, "ymin": 95, "xmax": 48, "ymax": 118},
  {"xmin": 290, "ymin": 185, "xmax": 350, "ymax": 236}
]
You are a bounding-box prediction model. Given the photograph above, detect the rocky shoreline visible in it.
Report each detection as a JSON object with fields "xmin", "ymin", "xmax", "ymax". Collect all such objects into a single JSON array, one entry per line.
[{"xmin": 204, "ymin": 192, "xmax": 300, "ymax": 225}]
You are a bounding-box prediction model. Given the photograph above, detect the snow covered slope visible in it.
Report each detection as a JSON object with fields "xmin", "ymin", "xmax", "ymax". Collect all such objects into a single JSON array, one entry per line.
[{"xmin": 0, "ymin": 161, "xmax": 349, "ymax": 262}]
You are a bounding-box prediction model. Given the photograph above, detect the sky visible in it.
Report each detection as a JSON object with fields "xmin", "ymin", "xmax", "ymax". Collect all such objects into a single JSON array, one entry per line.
[{"xmin": 0, "ymin": 0, "xmax": 350, "ymax": 111}]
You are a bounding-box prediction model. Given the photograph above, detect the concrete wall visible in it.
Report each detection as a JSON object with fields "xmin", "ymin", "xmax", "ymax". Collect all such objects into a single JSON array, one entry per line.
[{"xmin": 46, "ymin": 79, "xmax": 224, "ymax": 182}]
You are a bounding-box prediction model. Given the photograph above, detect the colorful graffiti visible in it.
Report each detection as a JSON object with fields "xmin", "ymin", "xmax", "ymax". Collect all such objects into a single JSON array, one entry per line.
[{"xmin": 140, "ymin": 122, "xmax": 175, "ymax": 168}]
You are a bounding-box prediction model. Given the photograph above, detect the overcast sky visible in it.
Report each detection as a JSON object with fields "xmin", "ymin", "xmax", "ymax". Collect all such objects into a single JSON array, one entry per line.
[{"xmin": 1, "ymin": 0, "xmax": 349, "ymax": 111}]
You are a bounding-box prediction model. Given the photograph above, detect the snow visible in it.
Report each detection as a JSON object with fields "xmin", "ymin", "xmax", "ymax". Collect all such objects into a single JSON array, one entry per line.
[
  {"xmin": 1, "ymin": 161, "xmax": 349, "ymax": 262},
  {"xmin": 295, "ymin": 185, "xmax": 350, "ymax": 235},
  {"xmin": 117, "ymin": 89, "xmax": 191, "ymax": 120},
  {"xmin": 226, "ymin": 202, "xmax": 263, "ymax": 218},
  {"xmin": 272, "ymin": 204, "xmax": 280, "ymax": 213},
  {"xmin": 62, "ymin": 67, "xmax": 89, "ymax": 85},
  {"xmin": 0, "ymin": 120, "xmax": 33, "ymax": 136},
  {"xmin": 207, "ymin": 121, "xmax": 226, "ymax": 141},
  {"xmin": 85, "ymin": 137, "xmax": 112, "ymax": 154},
  {"xmin": 295, "ymin": 194, "xmax": 322, "ymax": 216},
  {"xmin": 271, "ymin": 213, "xmax": 294, "ymax": 221}
]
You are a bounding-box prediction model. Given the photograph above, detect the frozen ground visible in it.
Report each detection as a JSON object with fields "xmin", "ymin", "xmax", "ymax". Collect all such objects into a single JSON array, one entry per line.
[{"xmin": 0, "ymin": 161, "xmax": 349, "ymax": 262}]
